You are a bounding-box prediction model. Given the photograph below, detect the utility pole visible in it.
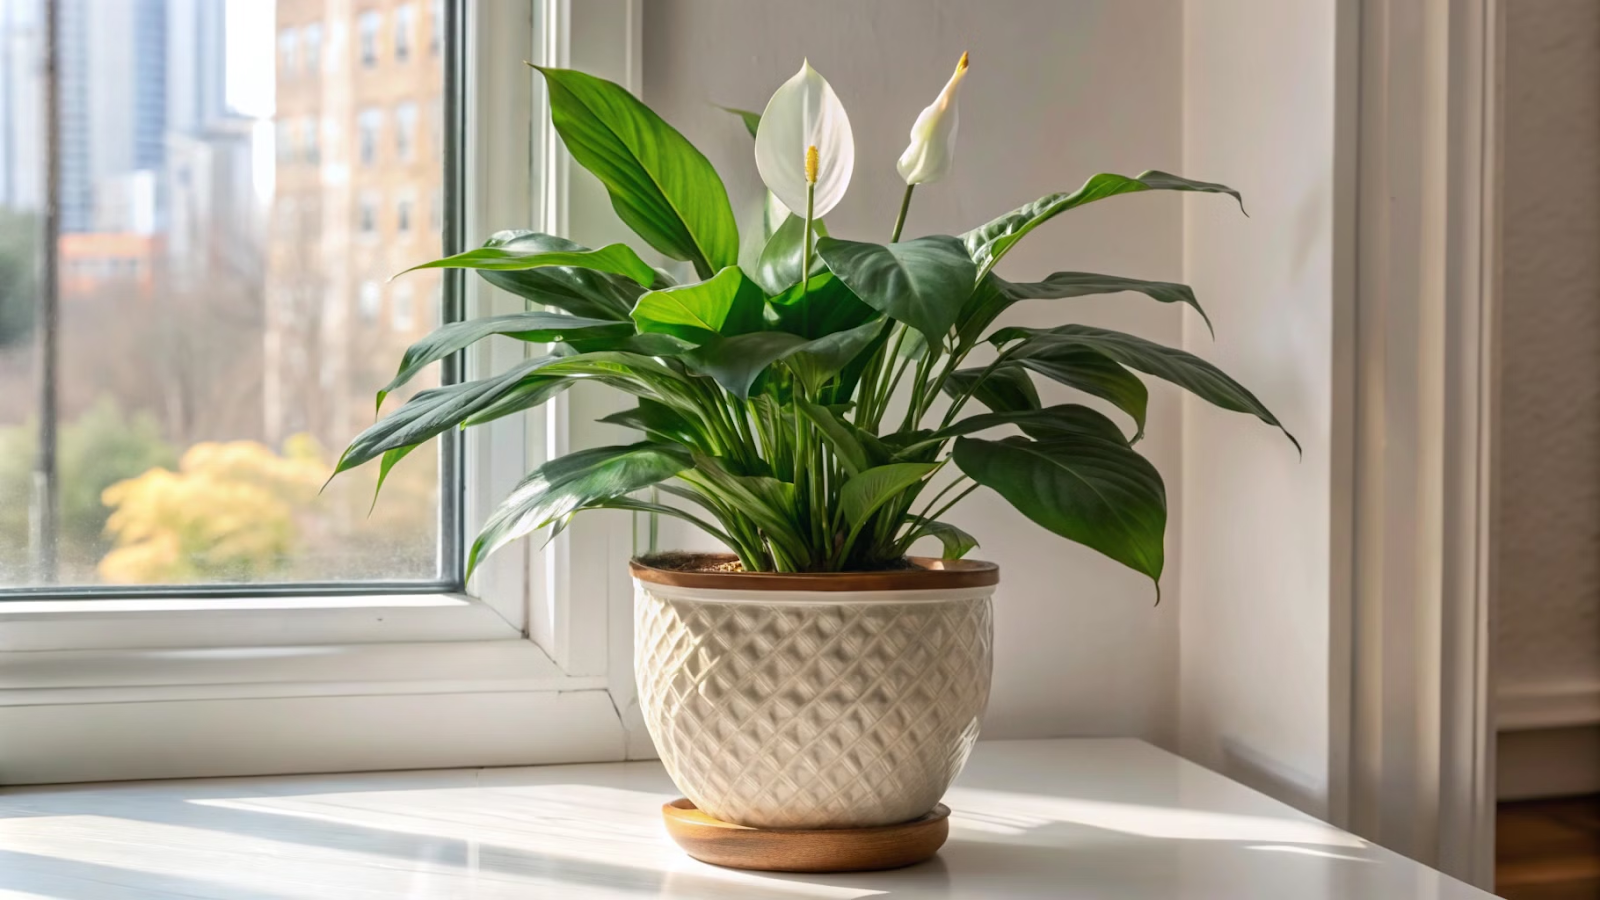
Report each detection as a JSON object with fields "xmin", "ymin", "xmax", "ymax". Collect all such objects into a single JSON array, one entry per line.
[{"xmin": 30, "ymin": 0, "xmax": 59, "ymax": 583}]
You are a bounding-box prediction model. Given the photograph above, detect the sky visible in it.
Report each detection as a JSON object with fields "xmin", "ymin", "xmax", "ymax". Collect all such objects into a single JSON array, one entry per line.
[{"xmin": 224, "ymin": 0, "xmax": 275, "ymax": 118}]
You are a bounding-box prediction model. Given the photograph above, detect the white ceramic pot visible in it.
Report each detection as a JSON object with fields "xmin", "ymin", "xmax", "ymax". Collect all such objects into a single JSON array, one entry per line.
[{"xmin": 632, "ymin": 555, "xmax": 997, "ymax": 830}]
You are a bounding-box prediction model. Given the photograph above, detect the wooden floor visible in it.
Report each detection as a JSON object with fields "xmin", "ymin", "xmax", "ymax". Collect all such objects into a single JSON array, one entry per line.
[{"xmin": 1497, "ymin": 795, "xmax": 1600, "ymax": 899}]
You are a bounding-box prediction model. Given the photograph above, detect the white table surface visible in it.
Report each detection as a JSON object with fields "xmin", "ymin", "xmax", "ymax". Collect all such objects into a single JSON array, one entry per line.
[{"xmin": 0, "ymin": 738, "xmax": 1494, "ymax": 899}]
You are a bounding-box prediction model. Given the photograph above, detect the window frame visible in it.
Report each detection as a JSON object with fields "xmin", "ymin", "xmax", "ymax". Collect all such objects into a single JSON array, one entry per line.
[{"xmin": 0, "ymin": 0, "xmax": 654, "ymax": 785}]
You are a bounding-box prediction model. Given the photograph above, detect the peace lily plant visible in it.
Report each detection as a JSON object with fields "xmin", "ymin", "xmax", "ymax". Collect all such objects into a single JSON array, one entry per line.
[{"xmin": 335, "ymin": 55, "xmax": 1296, "ymax": 589}]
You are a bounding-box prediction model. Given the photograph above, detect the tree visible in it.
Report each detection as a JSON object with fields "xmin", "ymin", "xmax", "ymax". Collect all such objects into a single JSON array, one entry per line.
[
  {"xmin": 0, "ymin": 398, "xmax": 176, "ymax": 582},
  {"xmin": 0, "ymin": 207, "xmax": 37, "ymax": 348},
  {"xmin": 98, "ymin": 436, "xmax": 325, "ymax": 584}
]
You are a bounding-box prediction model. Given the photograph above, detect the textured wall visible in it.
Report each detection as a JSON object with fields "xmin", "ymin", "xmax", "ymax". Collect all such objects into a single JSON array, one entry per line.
[
  {"xmin": 641, "ymin": 0, "xmax": 1186, "ymax": 744},
  {"xmin": 1497, "ymin": 0, "xmax": 1600, "ymax": 698}
]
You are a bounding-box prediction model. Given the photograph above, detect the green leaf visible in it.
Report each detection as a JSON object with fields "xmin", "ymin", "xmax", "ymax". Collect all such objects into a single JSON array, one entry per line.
[
  {"xmin": 534, "ymin": 66, "xmax": 739, "ymax": 277},
  {"xmin": 683, "ymin": 331, "xmax": 808, "ymax": 400},
  {"xmin": 376, "ymin": 312, "xmax": 631, "ymax": 412},
  {"xmin": 752, "ymin": 214, "xmax": 827, "ymax": 295},
  {"xmin": 954, "ymin": 435, "xmax": 1167, "ymax": 588},
  {"xmin": 783, "ymin": 317, "xmax": 887, "ymax": 395},
  {"xmin": 597, "ymin": 399, "xmax": 703, "ymax": 447},
  {"xmin": 473, "ymin": 232, "xmax": 643, "ymax": 321},
  {"xmin": 839, "ymin": 462, "xmax": 939, "ymax": 529},
  {"xmin": 796, "ymin": 397, "xmax": 872, "ymax": 476},
  {"xmin": 335, "ymin": 355, "xmax": 559, "ymax": 475},
  {"xmin": 963, "ymin": 171, "xmax": 1244, "ymax": 278},
  {"xmin": 584, "ymin": 496, "xmax": 735, "ymax": 550},
  {"xmin": 906, "ymin": 517, "xmax": 979, "ymax": 560},
  {"xmin": 397, "ymin": 241, "xmax": 656, "ymax": 287},
  {"xmin": 468, "ymin": 442, "xmax": 693, "ymax": 578},
  {"xmin": 901, "ymin": 404, "xmax": 1128, "ymax": 454},
  {"xmin": 370, "ymin": 445, "xmax": 419, "ymax": 512},
  {"xmin": 943, "ymin": 365, "xmax": 1041, "ymax": 413},
  {"xmin": 957, "ymin": 271, "xmax": 1212, "ymax": 348},
  {"xmin": 689, "ymin": 454, "xmax": 811, "ymax": 566},
  {"xmin": 631, "ymin": 266, "xmax": 766, "ymax": 342},
  {"xmin": 719, "ymin": 105, "xmax": 762, "ymax": 139},
  {"xmin": 816, "ymin": 235, "xmax": 977, "ymax": 345},
  {"xmin": 994, "ymin": 324, "xmax": 1296, "ymax": 450},
  {"xmin": 1012, "ymin": 351, "xmax": 1149, "ymax": 438},
  {"xmin": 460, "ymin": 377, "xmax": 573, "ymax": 428},
  {"xmin": 767, "ymin": 271, "xmax": 877, "ymax": 341}
]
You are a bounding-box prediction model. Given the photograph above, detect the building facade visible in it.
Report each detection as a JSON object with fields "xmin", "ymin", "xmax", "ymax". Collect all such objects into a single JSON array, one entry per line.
[{"xmin": 264, "ymin": 0, "xmax": 443, "ymax": 451}]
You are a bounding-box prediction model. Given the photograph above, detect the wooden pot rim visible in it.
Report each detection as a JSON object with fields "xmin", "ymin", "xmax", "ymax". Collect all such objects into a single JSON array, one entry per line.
[{"xmin": 629, "ymin": 554, "xmax": 999, "ymax": 592}]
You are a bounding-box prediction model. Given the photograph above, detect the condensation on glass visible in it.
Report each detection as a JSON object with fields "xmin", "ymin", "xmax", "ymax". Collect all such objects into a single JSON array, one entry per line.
[{"xmin": 0, "ymin": 0, "xmax": 449, "ymax": 589}]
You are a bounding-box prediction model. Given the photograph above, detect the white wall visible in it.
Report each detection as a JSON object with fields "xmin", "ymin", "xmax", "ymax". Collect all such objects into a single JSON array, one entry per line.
[
  {"xmin": 1178, "ymin": 0, "xmax": 1342, "ymax": 817},
  {"xmin": 640, "ymin": 0, "xmax": 1187, "ymax": 744}
]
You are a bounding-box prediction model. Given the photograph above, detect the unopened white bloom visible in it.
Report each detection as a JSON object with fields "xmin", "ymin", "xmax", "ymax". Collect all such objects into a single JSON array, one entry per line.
[
  {"xmin": 897, "ymin": 52, "xmax": 969, "ymax": 185},
  {"xmin": 755, "ymin": 61, "xmax": 854, "ymax": 217}
]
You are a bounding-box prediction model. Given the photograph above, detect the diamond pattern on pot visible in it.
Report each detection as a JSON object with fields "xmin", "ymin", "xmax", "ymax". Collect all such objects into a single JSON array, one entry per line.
[{"xmin": 635, "ymin": 585, "xmax": 994, "ymax": 829}]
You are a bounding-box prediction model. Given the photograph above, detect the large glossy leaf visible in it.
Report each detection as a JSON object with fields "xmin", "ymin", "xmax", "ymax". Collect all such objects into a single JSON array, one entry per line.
[
  {"xmin": 467, "ymin": 442, "xmax": 693, "ymax": 578},
  {"xmin": 597, "ymin": 398, "xmax": 704, "ymax": 447},
  {"xmin": 901, "ymin": 403, "xmax": 1128, "ymax": 454},
  {"xmin": 376, "ymin": 312, "xmax": 631, "ymax": 411},
  {"xmin": 460, "ymin": 377, "xmax": 572, "ymax": 428},
  {"xmin": 767, "ymin": 271, "xmax": 877, "ymax": 341},
  {"xmin": 535, "ymin": 67, "xmax": 739, "ymax": 277},
  {"xmin": 475, "ymin": 232, "xmax": 642, "ymax": 321},
  {"xmin": 954, "ymin": 435, "xmax": 1167, "ymax": 587},
  {"xmin": 816, "ymin": 235, "xmax": 977, "ymax": 345},
  {"xmin": 398, "ymin": 241, "xmax": 656, "ymax": 287},
  {"xmin": 839, "ymin": 462, "xmax": 939, "ymax": 528},
  {"xmin": 994, "ymin": 324, "xmax": 1296, "ymax": 450},
  {"xmin": 631, "ymin": 266, "xmax": 766, "ymax": 342},
  {"xmin": 752, "ymin": 214, "xmax": 828, "ymax": 295},
  {"xmin": 942, "ymin": 365, "xmax": 1041, "ymax": 413},
  {"xmin": 783, "ymin": 317, "xmax": 887, "ymax": 394},
  {"xmin": 957, "ymin": 271, "xmax": 1212, "ymax": 348},
  {"xmin": 963, "ymin": 171, "xmax": 1244, "ymax": 278},
  {"xmin": 683, "ymin": 331, "xmax": 808, "ymax": 400},
  {"xmin": 335, "ymin": 356, "xmax": 559, "ymax": 475},
  {"xmin": 1011, "ymin": 351, "xmax": 1149, "ymax": 438}
]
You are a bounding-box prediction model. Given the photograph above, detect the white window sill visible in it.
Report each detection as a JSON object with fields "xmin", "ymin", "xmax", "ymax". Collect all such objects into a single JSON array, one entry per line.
[
  {"xmin": 0, "ymin": 592, "xmax": 521, "ymax": 652},
  {"xmin": 0, "ymin": 738, "xmax": 1492, "ymax": 898}
]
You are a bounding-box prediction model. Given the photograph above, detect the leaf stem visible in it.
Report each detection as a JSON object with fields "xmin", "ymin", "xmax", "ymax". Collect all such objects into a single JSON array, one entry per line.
[{"xmin": 890, "ymin": 183, "xmax": 915, "ymax": 243}]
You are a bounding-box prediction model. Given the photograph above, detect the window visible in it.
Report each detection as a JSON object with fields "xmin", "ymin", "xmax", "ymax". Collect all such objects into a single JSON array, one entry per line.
[
  {"xmin": 0, "ymin": 0, "xmax": 451, "ymax": 591},
  {"xmin": 358, "ymin": 10, "xmax": 381, "ymax": 68},
  {"xmin": 358, "ymin": 281, "xmax": 382, "ymax": 322},
  {"xmin": 396, "ymin": 194, "xmax": 414, "ymax": 235},
  {"xmin": 394, "ymin": 4, "xmax": 414, "ymax": 63},
  {"xmin": 430, "ymin": 0, "xmax": 443, "ymax": 55},
  {"xmin": 430, "ymin": 187, "xmax": 443, "ymax": 233},
  {"xmin": 357, "ymin": 107, "xmax": 382, "ymax": 166},
  {"xmin": 302, "ymin": 117, "xmax": 320, "ymax": 165},
  {"xmin": 279, "ymin": 27, "xmax": 299, "ymax": 75},
  {"xmin": 358, "ymin": 191, "xmax": 380, "ymax": 236},
  {"xmin": 390, "ymin": 282, "xmax": 415, "ymax": 331},
  {"xmin": 396, "ymin": 102, "xmax": 418, "ymax": 162},
  {"xmin": 303, "ymin": 23, "xmax": 323, "ymax": 76}
]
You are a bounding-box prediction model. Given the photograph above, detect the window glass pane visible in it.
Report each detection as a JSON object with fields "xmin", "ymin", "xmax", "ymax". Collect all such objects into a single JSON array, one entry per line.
[{"xmin": 0, "ymin": 0, "xmax": 450, "ymax": 589}]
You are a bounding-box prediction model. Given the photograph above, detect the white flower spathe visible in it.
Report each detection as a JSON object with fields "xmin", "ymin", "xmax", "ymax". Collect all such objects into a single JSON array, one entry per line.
[
  {"xmin": 897, "ymin": 52, "xmax": 969, "ymax": 185},
  {"xmin": 755, "ymin": 61, "xmax": 855, "ymax": 218}
]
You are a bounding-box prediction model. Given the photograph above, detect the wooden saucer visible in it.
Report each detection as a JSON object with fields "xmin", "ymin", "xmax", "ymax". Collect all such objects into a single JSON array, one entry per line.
[{"xmin": 661, "ymin": 799, "xmax": 950, "ymax": 873}]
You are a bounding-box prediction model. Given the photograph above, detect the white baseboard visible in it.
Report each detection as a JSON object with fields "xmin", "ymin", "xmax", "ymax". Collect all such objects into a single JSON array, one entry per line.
[{"xmin": 1496, "ymin": 680, "xmax": 1600, "ymax": 731}]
